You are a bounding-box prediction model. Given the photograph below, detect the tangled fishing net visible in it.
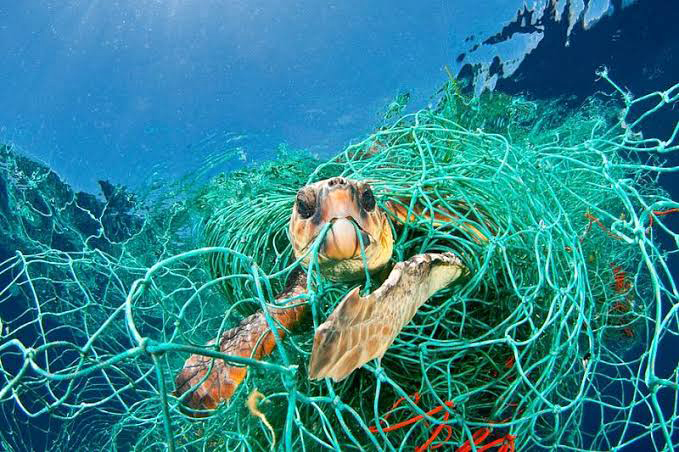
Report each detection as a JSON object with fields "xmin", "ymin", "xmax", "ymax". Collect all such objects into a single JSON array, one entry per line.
[{"xmin": 1, "ymin": 72, "xmax": 678, "ymax": 451}]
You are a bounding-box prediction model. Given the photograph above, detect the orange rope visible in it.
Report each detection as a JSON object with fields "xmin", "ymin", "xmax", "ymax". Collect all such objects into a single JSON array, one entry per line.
[
  {"xmin": 457, "ymin": 429, "xmax": 516, "ymax": 452},
  {"xmin": 415, "ymin": 411, "xmax": 452, "ymax": 452},
  {"xmin": 568, "ymin": 208, "xmax": 678, "ymax": 258},
  {"xmin": 430, "ymin": 424, "xmax": 454, "ymax": 450},
  {"xmin": 368, "ymin": 392, "xmax": 420, "ymax": 432},
  {"xmin": 504, "ymin": 356, "xmax": 515, "ymax": 369},
  {"xmin": 386, "ymin": 392, "xmax": 420, "ymax": 420},
  {"xmin": 497, "ymin": 435, "xmax": 516, "ymax": 452},
  {"xmin": 369, "ymin": 400, "xmax": 454, "ymax": 434},
  {"xmin": 369, "ymin": 395, "xmax": 516, "ymax": 451},
  {"xmin": 456, "ymin": 428, "xmax": 491, "ymax": 452},
  {"xmin": 610, "ymin": 263, "xmax": 631, "ymax": 294},
  {"xmin": 647, "ymin": 208, "xmax": 679, "ymax": 230},
  {"xmin": 582, "ymin": 212, "xmax": 622, "ymax": 241},
  {"xmin": 478, "ymin": 437, "xmax": 509, "ymax": 452},
  {"xmin": 610, "ymin": 301, "xmax": 630, "ymax": 313}
]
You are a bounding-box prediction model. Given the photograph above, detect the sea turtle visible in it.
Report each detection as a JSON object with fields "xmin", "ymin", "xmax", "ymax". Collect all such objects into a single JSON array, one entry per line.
[{"xmin": 174, "ymin": 176, "xmax": 487, "ymax": 414}]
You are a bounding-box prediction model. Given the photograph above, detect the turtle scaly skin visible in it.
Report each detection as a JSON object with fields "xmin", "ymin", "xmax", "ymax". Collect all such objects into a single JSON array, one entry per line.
[{"xmin": 174, "ymin": 271, "xmax": 307, "ymax": 415}]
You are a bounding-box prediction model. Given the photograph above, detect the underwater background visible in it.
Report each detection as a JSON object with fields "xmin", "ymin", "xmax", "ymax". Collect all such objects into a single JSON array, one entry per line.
[{"xmin": 1, "ymin": 1, "xmax": 678, "ymax": 450}]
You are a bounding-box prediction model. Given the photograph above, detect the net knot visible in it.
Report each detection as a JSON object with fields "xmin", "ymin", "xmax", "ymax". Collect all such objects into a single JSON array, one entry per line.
[
  {"xmin": 661, "ymin": 91, "xmax": 670, "ymax": 104},
  {"xmin": 332, "ymin": 395, "xmax": 343, "ymax": 408},
  {"xmin": 283, "ymin": 366, "xmax": 297, "ymax": 388},
  {"xmin": 373, "ymin": 367, "xmax": 387, "ymax": 382},
  {"xmin": 633, "ymin": 225, "xmax": 646, "ymax": 238},
  {"xmin": 139, "ymin": 337, "xmax": 150, "ymax": 354}
]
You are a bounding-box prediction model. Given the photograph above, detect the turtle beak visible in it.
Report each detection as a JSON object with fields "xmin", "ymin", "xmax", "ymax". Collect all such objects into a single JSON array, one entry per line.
[{"xmin": 321, "ymin": 218, "xmax": 371, "ymax": 261}]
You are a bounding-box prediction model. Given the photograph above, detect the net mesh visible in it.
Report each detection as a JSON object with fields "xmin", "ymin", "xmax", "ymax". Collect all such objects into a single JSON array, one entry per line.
[{"xmin": 1, "ymin": 73, "xmax": 678, "ymax": 451}]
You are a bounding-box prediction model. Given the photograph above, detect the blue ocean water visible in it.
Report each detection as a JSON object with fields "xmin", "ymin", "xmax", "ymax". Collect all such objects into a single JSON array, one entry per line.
[
  {"xmin": 0, "ymin": 1, "xmax": 678, "ymax": 450},
  {"xmin": 1, "ymin": 0, "xmax": 651, "ymax": 194}
]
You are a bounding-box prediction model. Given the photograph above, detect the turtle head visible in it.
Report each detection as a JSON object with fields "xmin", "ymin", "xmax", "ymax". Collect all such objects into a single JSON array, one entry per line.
[{"xmin": 289, "ymin": 177, "xmax": 393, "ymax": 281}]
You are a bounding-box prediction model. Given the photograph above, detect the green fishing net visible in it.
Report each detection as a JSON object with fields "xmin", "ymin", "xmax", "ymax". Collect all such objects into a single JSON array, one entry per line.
[{"xmin": 0, "ymin": 73, "xmax": 678, "ymax": 451}]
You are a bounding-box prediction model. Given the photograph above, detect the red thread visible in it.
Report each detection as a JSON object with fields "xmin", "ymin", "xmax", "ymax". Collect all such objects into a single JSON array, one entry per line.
[
  {"xmin": 369, "ymin": 392, "xmax": 420, "ymax": 432},
  {"xmin": 610, "ymin": 263, "xmax": 631, "ymax": 294},
  {"xmin": 370, "ymin": 396, "xmax": 517, "ymax": 451},
  {"xmin": 456, "ymin": 429, "xmax": 515, "ymax": 452},
  {"xmin": 647, "ymin": 208, "xmax": 679, "ymax": 230},
  {"xmin": 582, "ymin": 212, "xmax": 622, "ymax": 241},
  {"xmin": 415, "ymin": 412, "xmax": 451, "ymax": 452},
  {"xmin": 456, "ymin": 428, "xmax": 491, "ymax": 452},
  {"xmin": 369, "ymin": 400, "xmax": 454, "ymax": 434},
  {"xmin": 610, "ymin": 301, "xmax": 630, "ymax": 313},
  {"xmin": 430, "ymin": 424, "xmax": 454, "ymax": 450},
  {"xmin": 386, "ymin": 392, "xmax": 420, "ymax": 420},
  {"xmin": 478, "ymin": 436, "xmax": 512, "ymax": 452},
  {"xmin": 497, "ymin": 435, "xmax": 516, "ymax": 452}
]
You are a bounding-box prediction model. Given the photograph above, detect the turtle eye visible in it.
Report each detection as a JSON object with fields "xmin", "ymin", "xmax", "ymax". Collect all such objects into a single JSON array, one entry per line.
[
  {"xmin": 360, "ymin": 187, "xmax": 376, "ymax": 212},
  {"xmin": 296, "ymin": 190, "xmax": 316, "ymax": 219}
]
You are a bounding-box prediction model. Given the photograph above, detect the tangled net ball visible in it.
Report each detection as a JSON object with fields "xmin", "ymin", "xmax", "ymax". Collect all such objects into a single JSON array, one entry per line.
[{"xmin": 0, "ymin": 73, "xmax": 678, "ymax": 451}]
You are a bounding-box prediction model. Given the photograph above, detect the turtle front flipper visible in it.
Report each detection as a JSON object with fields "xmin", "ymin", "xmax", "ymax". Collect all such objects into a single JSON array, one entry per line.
[
  {"xmin": 174, "ymin": 271, "xmax": 307, "ymax": 416},
  {"xmin": 308, "ymin": 252, "xmax": 466, "ymax": 381}
]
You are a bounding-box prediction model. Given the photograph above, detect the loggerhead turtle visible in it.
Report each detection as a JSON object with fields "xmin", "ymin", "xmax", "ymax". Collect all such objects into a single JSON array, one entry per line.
[{"xmin": 175, "ymin": 176, "xmax": 487, "ymax": 414}]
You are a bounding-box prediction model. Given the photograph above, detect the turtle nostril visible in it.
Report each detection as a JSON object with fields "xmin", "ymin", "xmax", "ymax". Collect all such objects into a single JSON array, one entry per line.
[
  {"xmin": 329, "ymin": 177, "xmax": 346, "ymax": 187},
  {"xmin": 359, "ymin": 230, "xmax": 371, "ymax": 247}
]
